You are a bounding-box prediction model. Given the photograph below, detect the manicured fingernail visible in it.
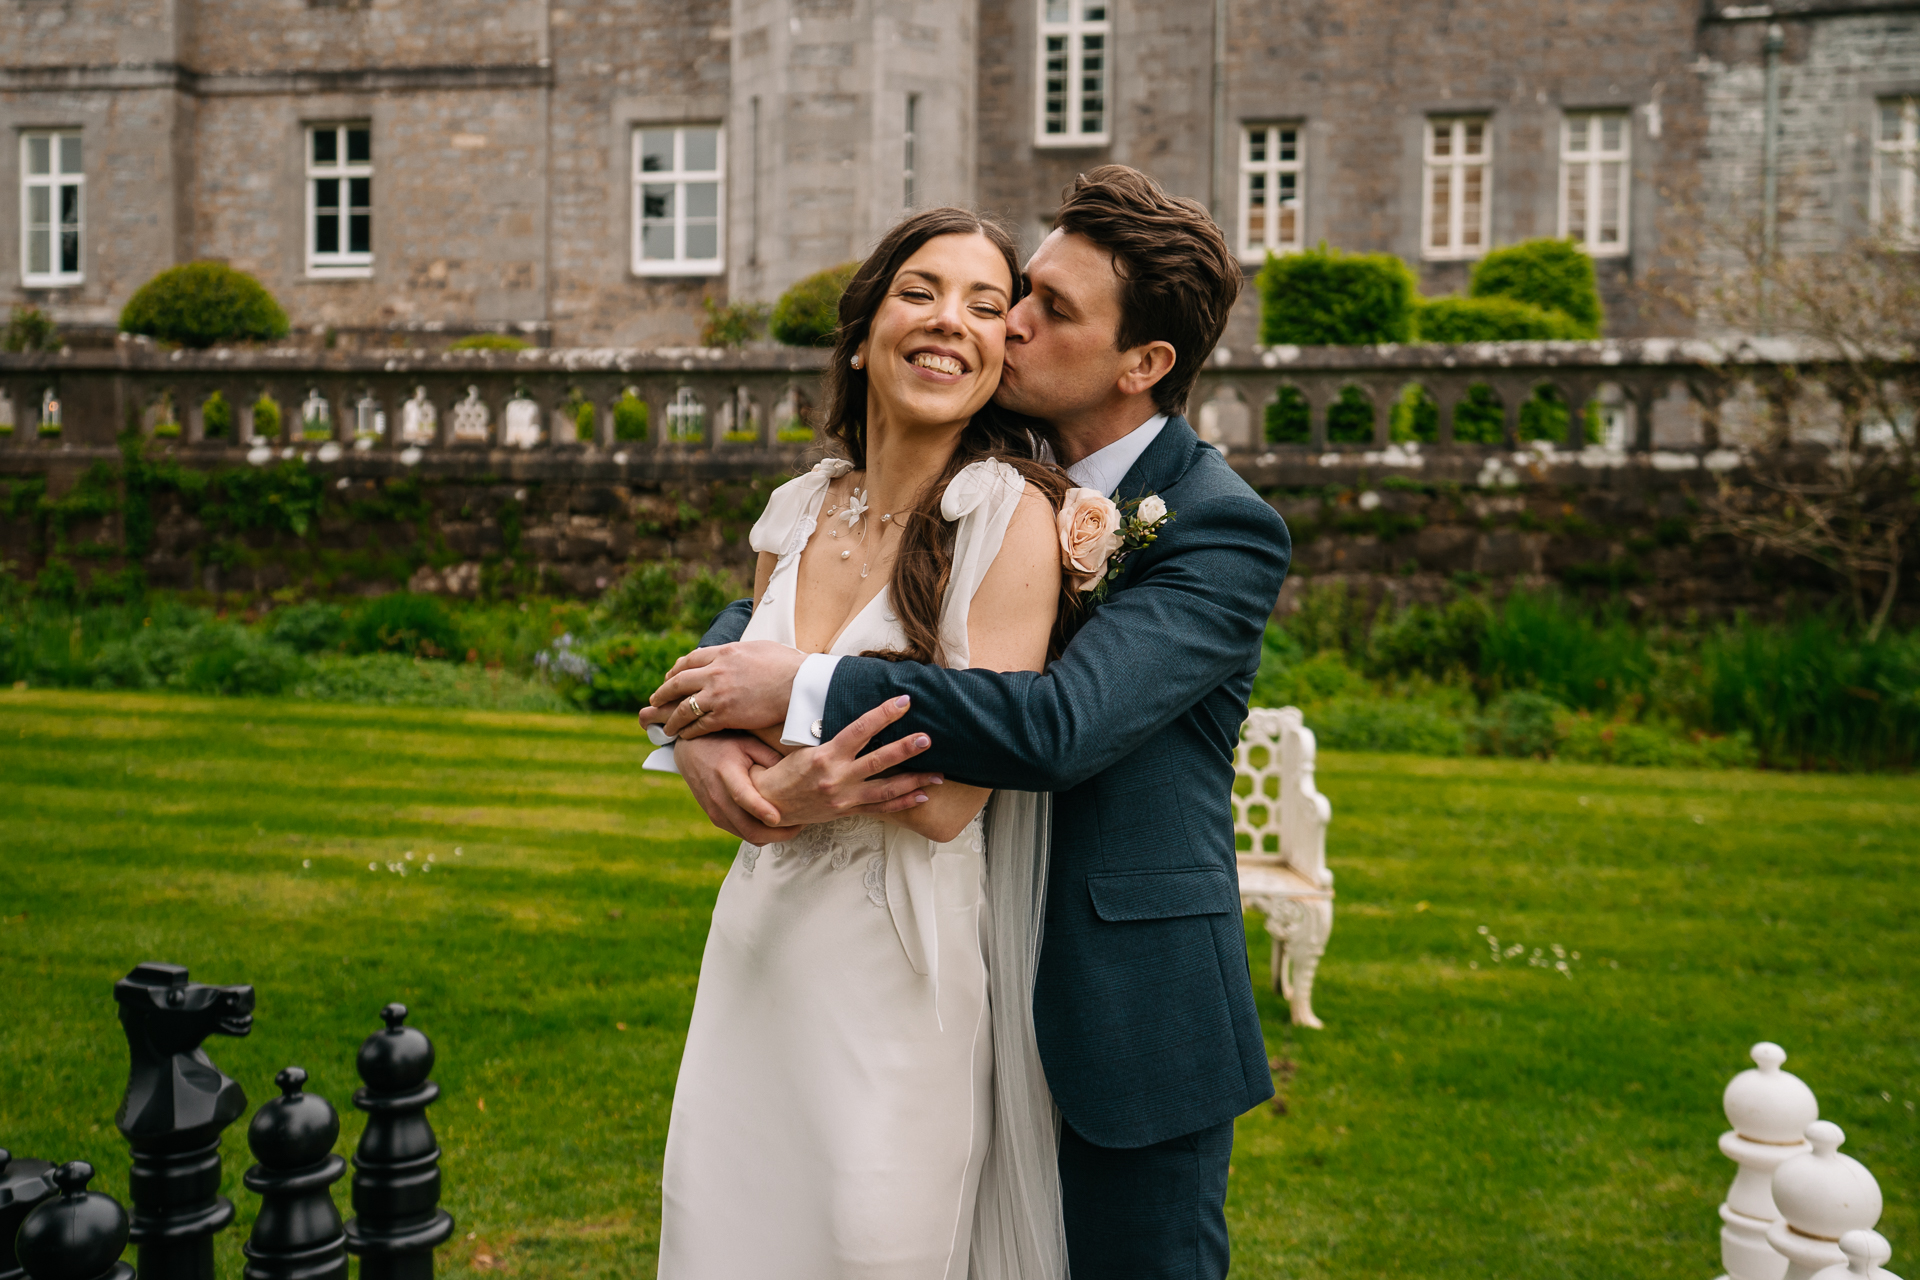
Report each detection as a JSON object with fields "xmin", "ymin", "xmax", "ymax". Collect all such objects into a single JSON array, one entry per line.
[
  {"xmin": 894, "ymin": 696, "xmax": 911, "ymax": 709},
  {"xmin": 914, "ymin": 735, "xmax": 930, "ymax": 749},
  {"xmin": 913, "ymin": 794, "xmax": 928, "ymax": 804},
  {"xmin": 931, "ymin": 776, "xmax": 944, "ymax": 785}
]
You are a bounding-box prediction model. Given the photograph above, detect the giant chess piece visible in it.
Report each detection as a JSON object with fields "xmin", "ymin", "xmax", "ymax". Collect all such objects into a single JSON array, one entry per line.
[
  {"xmin": 1768, "ymin": 1121, "xmax": 1884, "ymax": 1280},
  {"xmin": 344, "ymin": 1006, "xmax": 454, "ymax": 1280},
  {"xmin": 1, "ymin": 1150, "xmax": 59, "ymax": 1280},
  {"xmin": 241, "ymin": 1069, "xmax": 348, "ymax": 1280},
  {"xmin": 1717, "ymin": 1042, "xmax": 1819, "ymax": 1280},
  {"xmin": 15, "ymin": 1162, "xmax": 134, "ymax": 1280},
  {"xmin": 112, "ymin": 962, "xmax": 255, "ymax": 1280},
  {"xmin": 1811, "ymin": 1231, "xmax": 1904, "ymax": 1280}
]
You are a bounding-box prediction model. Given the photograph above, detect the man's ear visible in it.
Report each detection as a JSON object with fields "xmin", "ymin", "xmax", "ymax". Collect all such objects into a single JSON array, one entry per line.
[{"xmin": 1116, "ymin": 340, "xmax": 1178, "ymax": 398}]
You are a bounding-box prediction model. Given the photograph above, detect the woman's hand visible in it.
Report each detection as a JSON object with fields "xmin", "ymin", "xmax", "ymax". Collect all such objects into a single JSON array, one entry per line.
[{"xmin": 751, "ymin": 696, "xmax": 945, "ymax": 827}]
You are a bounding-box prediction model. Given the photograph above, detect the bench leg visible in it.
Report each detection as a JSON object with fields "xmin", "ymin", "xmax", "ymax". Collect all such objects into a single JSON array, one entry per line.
[{"xmin": 1264, "ymin": 898, "xmax": 1332, "ymax": 1030}]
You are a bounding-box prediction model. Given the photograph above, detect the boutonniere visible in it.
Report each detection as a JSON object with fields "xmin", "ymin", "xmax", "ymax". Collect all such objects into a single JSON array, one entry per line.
[{"xmin": 1058, "ymin": 488, "xmax": 1175, "ymax": 601}]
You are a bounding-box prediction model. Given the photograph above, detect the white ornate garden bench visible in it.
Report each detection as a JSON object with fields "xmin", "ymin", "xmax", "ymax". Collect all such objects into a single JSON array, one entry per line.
[{"xmin": 1233, "ymin": 706, "xmax": 1335, "ymax": 1029}]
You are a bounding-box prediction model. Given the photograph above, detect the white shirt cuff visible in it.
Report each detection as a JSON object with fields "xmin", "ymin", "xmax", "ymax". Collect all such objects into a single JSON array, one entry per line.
[
  {"xmin": 781, "ymin": 652, "xmax": 844, "ymax": 747},
  {"xmin": 643, "ymin": 743, "xmax": 681, "ymax": 775}
]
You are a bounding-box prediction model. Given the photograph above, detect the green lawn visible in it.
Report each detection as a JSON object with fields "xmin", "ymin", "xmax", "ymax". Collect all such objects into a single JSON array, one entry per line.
[{"xmin": 1, "ymin": 690, "xmax": 1915, "ymax": 1279}]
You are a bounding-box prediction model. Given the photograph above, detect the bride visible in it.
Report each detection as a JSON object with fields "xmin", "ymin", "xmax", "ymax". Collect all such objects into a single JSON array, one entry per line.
[{"xmin": 656, "ymin": 208, "xmax": 1075, "ymax": 1280}]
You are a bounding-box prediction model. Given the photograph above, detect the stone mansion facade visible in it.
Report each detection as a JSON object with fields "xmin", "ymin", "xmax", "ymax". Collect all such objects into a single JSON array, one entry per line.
[{"xmin": 3, "ymin": 0, "xmax": 1918, "ymax": 349}]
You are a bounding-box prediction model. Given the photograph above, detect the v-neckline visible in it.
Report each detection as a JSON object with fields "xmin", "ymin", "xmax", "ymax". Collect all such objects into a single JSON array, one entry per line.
[{"xmin": 787, "ymin": 476, "xmax": 891, "ymax": 655}]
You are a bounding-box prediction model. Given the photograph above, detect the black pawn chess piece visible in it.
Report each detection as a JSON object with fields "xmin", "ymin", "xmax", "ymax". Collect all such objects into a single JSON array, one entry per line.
[
  {"xmin": 343, "ymin": 1006, "xmax": 454, "ymax": 1280},
  {"xmin": 1, "ymin": 1150, "xmax": 59, "ymax": 1280},
  {"xmin": 241, "ymin": 1068, "xmax": 347, "ymax": 1280},
  {"xmin": 15, "ymin": 1162, "xmax": 134, "ymax": 1280},
  {"xmin": 112, "ymin": 962, "xmax": 255, "ymax": 1280}
]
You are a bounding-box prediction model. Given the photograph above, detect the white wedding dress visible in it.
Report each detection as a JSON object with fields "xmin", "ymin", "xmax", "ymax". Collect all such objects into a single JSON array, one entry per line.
[{"xmin": 658, "ymin": 458, "xmax": 1067, "ymax": 1280}]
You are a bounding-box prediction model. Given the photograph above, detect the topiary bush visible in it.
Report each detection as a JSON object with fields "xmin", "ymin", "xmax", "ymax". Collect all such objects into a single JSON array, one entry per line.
[
  {"xmin": 701, "ymin": 297, "xmax": 770, "ymax": 348},
  {"xmin": 348, "ymin": 593, "xmax": 461, "ymax": 660},
  {"xmin": 119, "ymin": 262, "xmax": 291, "ymax": 349},
  {"xmin": 201, "ymin": 391, "xmax": 232, "ymax": 439},
  {"xmin": 1257, "ymin": 245, "xmax": 1418, "ymax": 346},
  {"xmin": 612, "ymin": 391, "xmax": 650, "ymax": 441},
  {"xmin": 450, "ymin": 333, "xmax": 532, "ymax": 352},
  {"xmin": 1468, "ymin": 238, "xmax": 1603, "ymax": 338},
  {"xmin": 1414, "ymin": 295, "xmax": 1583, "ymax": 343},
  {"xmin": 770, "ymin": 262, "xmax": 858, "ymax": 346},
  {"xmin": 251, "ymin": 395, "xmax": 281, "ymax": 441}
]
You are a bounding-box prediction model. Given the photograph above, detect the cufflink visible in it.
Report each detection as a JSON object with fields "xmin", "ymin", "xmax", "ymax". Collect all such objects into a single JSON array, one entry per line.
[{"xmin": 811, "ymin": 719, "xmax": 824, "ymax": 741}]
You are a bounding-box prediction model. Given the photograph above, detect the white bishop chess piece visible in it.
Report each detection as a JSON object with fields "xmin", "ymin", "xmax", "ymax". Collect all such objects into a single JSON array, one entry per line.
[
  {"xmin": 1810, "ymin": 1231, "xmax": 1903, "ymax": 1280},
  {"xmin": 1767, "ymin": 1121, "xmax": 1884, "ymax": 1280},
  {"xmin": 1718, "ymin": 1043, "xmax": 1820, "ymax": 1280}
]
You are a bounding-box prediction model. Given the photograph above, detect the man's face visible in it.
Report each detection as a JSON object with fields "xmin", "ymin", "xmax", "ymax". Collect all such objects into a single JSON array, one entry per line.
[{"xmin": 996, "ymin": 229, "xmax": 1135, "ymax": 424}]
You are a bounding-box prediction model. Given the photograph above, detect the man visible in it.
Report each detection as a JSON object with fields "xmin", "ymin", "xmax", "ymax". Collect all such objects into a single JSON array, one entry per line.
[{"xmin": 649, "ymin": 164, "xmax": 1289, "ymax": 1277}]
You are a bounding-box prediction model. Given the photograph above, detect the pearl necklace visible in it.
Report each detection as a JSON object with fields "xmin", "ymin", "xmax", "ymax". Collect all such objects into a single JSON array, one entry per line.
[{"xmin": 822, "ymin": 487, "xmax": 900, "ymax": 580}]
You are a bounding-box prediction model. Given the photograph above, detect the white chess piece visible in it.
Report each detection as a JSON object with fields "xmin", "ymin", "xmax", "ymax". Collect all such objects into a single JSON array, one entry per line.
[
  {"xmin": 1767, "ymin": 1121, "xmax": 1884, "ymax": 1280},
  {"xmin": 1717, "ymin": 1043, "xmax": 1819, "ymax": 1280},
  {"xmin": 1809, "ymin": 1231, "xmax": 1902, "ymax": 1280}
]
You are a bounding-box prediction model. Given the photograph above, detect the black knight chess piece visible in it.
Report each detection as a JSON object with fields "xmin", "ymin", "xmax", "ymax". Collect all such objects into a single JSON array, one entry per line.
[
  {"xmin": 14, "ymin": 1162, "xmax": 134, "ymax": 1280},
  {"xmin": 112, "ymin": 962, "xmax": 255, "ymax": 1280},
  {"xmin": 241, "ymin": 1069, "xmax": 348, "ymax": 1280},
  {"xmin": 0, "ymin": 1150, "xmax": 59, "ymax": 1280},
  {"xmin": 343, "ymin": 1006, "xmax": 454, "ymax": 1280}
]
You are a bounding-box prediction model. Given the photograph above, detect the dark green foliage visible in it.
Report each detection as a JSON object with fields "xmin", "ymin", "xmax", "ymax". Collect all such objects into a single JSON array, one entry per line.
[
  {"xmin": 200, "ymin": 461, "xmax": 326, "ymax": 537},
  {"xmin": 1453, "ymin": 384, "xmax": 1506, "ymax": 444},
  {"xmin": 565, "ymin": 630, "xmax": 700, "ymax": 711},
  {"xmin": 1520, "ymin": 386, "xmax": 1570, "ymax": 443},
  {"xmin": 1472, "ymin": 689, "xmax": 1569, "ymax": 757},
  {"xmin": 1257, "ymin": 245, "xmax": 1418, "ymax": 346},
  {"xmin": 1265, "ymin": 386, "xmax": 1310, "ymax": 443},
  {"xmin": 201, "ymin": 391, "xmax": 232, "ymax": 438},
  {"xmin": 450, "ymin": 333, "xmax": 532, "ymax": 352},
  {"xmin": 1477, "ymin": 590, "xmax": 1652, "ymax": 713},
  {"xmin": 31, "ymin": 557, "xmax": 78, "ymax": 604},
  {"xmin": 1326, "ymin": 386, "xmax": 1375, "ymax": 443},
  {"xmin": 700, "ymin": 298, "xmax": 770, "ymax": 348},
  {"xmin": 1414, "ymin": 295, "xmax": 1583, "ymax": 342},
  {"xmin": 1469, "ymin": 238, "xmax": 1603, "ymax": 338},
  {"xmin": 771, "ymin": 261, "xmax": 859, "ymax": 346},
  {"xmin": 613, "ymin": 392, "xmax": 650, "ymax": 442},
  {"xmin": 265, "ymin": 601, "xmax": 349, "ymax": 653},
  {"xmin": 1388, "ymin": 386, "xmax": 1439, "ymax": 443},
  {"xmin": 598, "ymin": 563, "xmax": 681, "ymax": 632},
  {"xmin": 119, "ymin": 262, "xmax": 291, "ymax": 349},
  {"xmin": 348, "ymin": 593, "xmax": 462, "ymax": 659},
  {"xmin": 2, "ymin": 305, "xmax": 60, "ymax": 353},
  {"xmin": 1367, "ymin": 593, "xmax": 1490, "ymax": 679},
  {"xmin": 252, "ymin": 395, "xmax": 282, "ymax": 439}
]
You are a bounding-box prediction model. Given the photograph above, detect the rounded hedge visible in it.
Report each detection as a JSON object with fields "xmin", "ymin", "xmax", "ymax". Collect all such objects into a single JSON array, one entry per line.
[
  {"xmin": 1414, "ymin": 295, "xmax": 1582, "ymax": 343},
  {"xmin": 770, "ymin": 261, "xmax": 859, "ymax": 347},
  {"xmin": 1468, "ymin": 239, "xmax": 1602, "ymax": 338},
  {"xmin": 119, "ymin": 262, "xmax": 290, "ymax": 349},
  {"xmin": 1257, "ymin": 245, "xmax": 1417, "ymax": 346}
]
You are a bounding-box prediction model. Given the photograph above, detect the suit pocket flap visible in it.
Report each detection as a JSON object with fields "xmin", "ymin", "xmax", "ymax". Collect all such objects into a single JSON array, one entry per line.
[{"xmin": 1087, "ymin": 868, "xmax": 1239, "ymax": 922}]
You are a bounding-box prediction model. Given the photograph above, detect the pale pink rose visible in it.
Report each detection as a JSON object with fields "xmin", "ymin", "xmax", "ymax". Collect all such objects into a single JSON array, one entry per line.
[{"xmin": 1058, "ymin": 487, "xmax": 1124, "ymax": 593}]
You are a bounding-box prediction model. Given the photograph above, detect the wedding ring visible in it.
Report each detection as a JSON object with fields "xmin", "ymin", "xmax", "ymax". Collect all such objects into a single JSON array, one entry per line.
[{"xmin": 687, "ymin": 695, "xmax": 707, "ymax": 719}]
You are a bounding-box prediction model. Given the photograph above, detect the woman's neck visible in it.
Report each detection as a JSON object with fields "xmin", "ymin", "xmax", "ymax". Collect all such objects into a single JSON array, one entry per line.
[{"xmin": 858, "ymin": 406, "xmax": 969, "ymax": 515}]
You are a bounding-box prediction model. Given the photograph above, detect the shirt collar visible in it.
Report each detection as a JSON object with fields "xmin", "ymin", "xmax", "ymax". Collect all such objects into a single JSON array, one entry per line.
[{"xmin": 1064, "ymin": 414, "xmax": 1169, "ymax": 496}]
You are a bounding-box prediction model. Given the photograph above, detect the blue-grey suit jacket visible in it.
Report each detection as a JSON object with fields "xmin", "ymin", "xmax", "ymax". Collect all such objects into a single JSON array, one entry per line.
[{"xmin": 699, "ymin": 416, "xmax": 1290, "ymax": 1148}]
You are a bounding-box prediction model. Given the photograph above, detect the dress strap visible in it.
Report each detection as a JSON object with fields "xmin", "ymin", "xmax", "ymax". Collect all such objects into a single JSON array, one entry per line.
[
  {"xmin": 937, "ymin": 459, "xmax": 1028, "ymax": 668},
  {"xmin": 747, "ymin": 458, "xmax": 854, "ymax": 558}
]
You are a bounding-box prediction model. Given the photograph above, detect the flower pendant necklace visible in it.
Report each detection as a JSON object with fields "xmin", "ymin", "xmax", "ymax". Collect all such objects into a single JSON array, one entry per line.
[{"xmin": 822, "ymin": 486, "xmax": 900, "ymax": 579}]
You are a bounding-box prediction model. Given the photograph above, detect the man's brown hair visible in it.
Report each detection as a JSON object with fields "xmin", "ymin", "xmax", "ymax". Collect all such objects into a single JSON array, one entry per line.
[{"xmin": 1051, "ymin": 164, "xmax": 1243, "ymax": 416}]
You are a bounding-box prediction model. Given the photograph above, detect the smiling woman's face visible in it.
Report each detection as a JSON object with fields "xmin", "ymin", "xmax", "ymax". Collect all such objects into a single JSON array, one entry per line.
[{"xmin": 856, "ymin": 231, "xmax": 1013, "ymax": 435}]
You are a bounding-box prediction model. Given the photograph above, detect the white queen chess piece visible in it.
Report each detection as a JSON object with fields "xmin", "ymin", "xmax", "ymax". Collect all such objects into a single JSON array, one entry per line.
[{"xmin": 1717, "ymin": 1042, "xmax": 1819, "ymax": 1280}]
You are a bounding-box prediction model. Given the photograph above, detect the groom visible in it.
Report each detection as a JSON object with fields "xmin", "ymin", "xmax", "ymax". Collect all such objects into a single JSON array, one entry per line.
[{"xmin": 650, "ymin": 165, "xmax": 1289, "ymax": 1277}]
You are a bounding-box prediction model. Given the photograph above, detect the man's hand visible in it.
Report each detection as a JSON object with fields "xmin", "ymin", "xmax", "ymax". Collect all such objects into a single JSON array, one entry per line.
[
  {"xmin": 641, "ymin": 641, "xmax": 808, "ymax": 739},
  {"xmin": 673, "ymin": 732, "xmax": 803, "ymax": 846},
  {"xmin": 752, "ymin": 696, "xmax": 942, "ymax": 827}
]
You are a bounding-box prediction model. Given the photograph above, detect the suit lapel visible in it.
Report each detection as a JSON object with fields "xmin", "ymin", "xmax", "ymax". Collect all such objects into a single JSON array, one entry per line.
[{"xmin": 1106, "ymin": 415, "xmax": 1200, "ymax": 596}]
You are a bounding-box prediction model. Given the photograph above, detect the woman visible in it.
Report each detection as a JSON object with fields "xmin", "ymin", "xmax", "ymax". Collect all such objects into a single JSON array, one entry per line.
[{"xmin": 657, "ymin": 209, "xmax": 1075, "ymax": 1280}]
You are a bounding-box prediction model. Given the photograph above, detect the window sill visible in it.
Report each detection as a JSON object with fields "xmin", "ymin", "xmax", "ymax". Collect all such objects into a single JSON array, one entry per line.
[
  {"xmin": 306, "ymin": 264, "xmax": 374, "ymax": 280},
  {"xmin": 20, "ymin": 276, "xmax": 84, "ymax": 289},
  {"xmin": 632, "ymin": 261, "xmax": 725, "ymax": 278},
  {"xmin": 1033, "ymin": 135, "xmax": 1111, "ymax": 150}
]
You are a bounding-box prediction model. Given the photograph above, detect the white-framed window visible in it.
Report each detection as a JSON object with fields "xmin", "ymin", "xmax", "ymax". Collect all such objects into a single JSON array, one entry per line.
[
  {"xmin": 1036, "ymin": 0, "xmax": 1109, "ymax": 147},
  {"xmin": 1239, "ymin": 123, "xmax": 1303, "ymax": 260},
  {"xmin": 306, "ymin": 122, "xmax": 373, "ymax": 277},
  {"xmin": 1423, "ymin": 116, "xmax": 1490, "ymax": 260},
  {"xmin": 21, "ymin": 131, "xmax": 83, "ymax": 287},
  {"xmin": 1873, "ymin": 96, "xmax": 1918, "ymax": 244},
  {"xmin": 633, "ymin": 125, "xmax": 724, "ymax": 276},
  {"xmin": 904, "ymin": 93, "xmax": 920, "ymax": 208},
  {"xmin": 1560, "ymin": 111, "xmax": 1630, "ymax": 255}
]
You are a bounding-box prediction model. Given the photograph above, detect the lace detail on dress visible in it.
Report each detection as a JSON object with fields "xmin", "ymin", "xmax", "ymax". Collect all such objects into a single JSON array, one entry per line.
[
  {"xmin": 766, "ymin": 815, "xmax": 876, "ymax": 870},
  {"xmin": 738, "ymin": 843, "xmax": 761, "ymax": 876},
  {"xmin": 864, "ymin": 853, "xmax": 888, "ymax": 908}
]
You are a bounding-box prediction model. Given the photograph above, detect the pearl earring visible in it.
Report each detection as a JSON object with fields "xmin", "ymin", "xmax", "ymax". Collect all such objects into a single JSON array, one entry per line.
[{"xmin": 851, "ymin": 354, "xmax": 864, "ymax": 370}]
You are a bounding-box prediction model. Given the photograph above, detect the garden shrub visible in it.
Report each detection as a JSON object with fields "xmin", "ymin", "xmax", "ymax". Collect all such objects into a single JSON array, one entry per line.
[
  {"xmin": 1366, "ymin": 594, "xmax": 1490, "ymax": 680},
  {"xmin": 1557, "ymin": 713, "xmax": 1759, "ymax": 769},
  {"xmin": 265, "ymin": 601, "xmax": 348, "ymax": 654},
  {"xmin": 119, "ymin": 262, "xmax": 290, "ymax": 349},
  {"xmin": 613, "ymin": 392, "xmax": 650, "ymax": 442},
  {"xmin": 1468, "ymin": 238, "xmax": 1603, "ymax": 338},
  {"xmin": 567, "ymin": 631, "xmax": 699, "ymax": 712},
  {"xmin": 1414, "ymin": 295, "xmax": 1582, "ymax": 343},
  {"xmin": 771, "ymin": 262, "xmax": 858, "ymax": 347},
  {"xmin": 1326, "ymin": 387, "xmax": 1375, "ymax": 442},
  {"xmin": 1453, "ymin": 384, "xmax": 1506, "ymax": 443},
  {"xmin": 1257, "ymin": 245, "xmax": 1418, "ymax": 346},
  {"xmin": 701, "ymin": 298, "xmax": 769, "ymax": 348},
  {"xmin": 1388, "ymin": 386, "xmax": 1439, "ymax": 442},
  {"xmin": 348, "ymin": 593, "xmax": 461, "ymax": 659},
  {"xmin": 1308, "ymin": 696, "xmax": 1469, "ymax": 756},
  {"xmin": 678, "ymin": 567, "xmax": 740, "ymax": 632},
  {"xmin": 776, "ymin": 417, "xmax": 815, "ymax": 443},
  {"xmin": 599, "ymin": 562, "xmax": 681, "ymax": 632},
  {"xmin": 450, "ymin": 334, "xmax": 531, "ymax": 352},
  {"xmin": 1480, "ymin": 590, "xmax": 1651, "ymax": 713},
  {"xmin": 1265, "ymin": 387, "xmax": 1310, "ymax": 443},
  {"xmin": 252, "ymin": 395, "xmax": 282, "ymax": 440},
  {"xmin": 201, "ymin": 391, "xmax": 232, "ymax": 439},
  {"xmin": 3, "ymin": 305, "xmax": 60, "ymax": 353},
  {"xmin": 1519, "ymin": 386, "xmax": 1570, "ymax": 442},
  {"xmin": 1473, "ymin": 689, "xmax": 1569, "ymax": 758}
]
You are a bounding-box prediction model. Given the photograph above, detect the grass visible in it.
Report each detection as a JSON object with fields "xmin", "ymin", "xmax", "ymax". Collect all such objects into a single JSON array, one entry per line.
[{"xmin": 1, "ymin": 691, "xmax": 1915, "ymax": 1279}]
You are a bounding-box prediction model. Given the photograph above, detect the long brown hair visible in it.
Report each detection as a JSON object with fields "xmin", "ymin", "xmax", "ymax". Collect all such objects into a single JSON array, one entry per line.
[{"xmin": 817, "ymin": 208, "xmax": 1079, "ymax": 665}]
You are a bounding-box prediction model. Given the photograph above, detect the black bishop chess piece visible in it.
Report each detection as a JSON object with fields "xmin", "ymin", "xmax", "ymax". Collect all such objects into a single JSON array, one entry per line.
[
  {"xmin": 15, "ymin": 1162, "xmax": 134, "ymax": 1280},
  {"xmin": 241, "ymin": 1068, "xmax": 348, "ymax": 1280},
  {"xmin": 343, "ymin": 1005, "xmax": 454, "ymax": 1280},
  {"xmin": 112, "ymin": 962, "xmax": 255, "ymax": 1280},
  {"xmin": 1, "ymin": 1150, "xmax": 59, "ymax": 1280}
]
